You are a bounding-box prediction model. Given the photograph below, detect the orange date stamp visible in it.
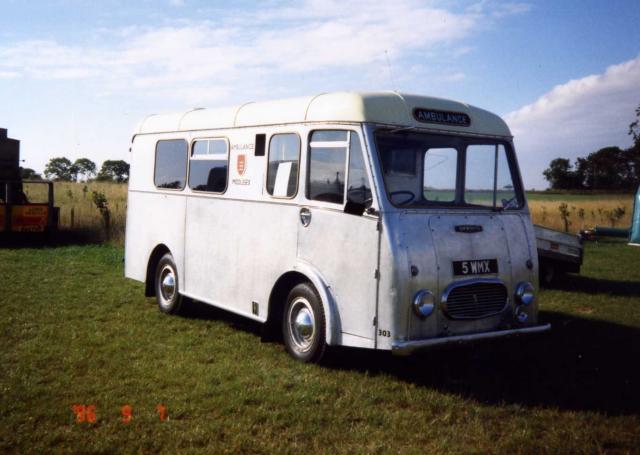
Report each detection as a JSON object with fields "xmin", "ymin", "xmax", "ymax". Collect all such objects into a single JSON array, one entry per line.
[{"xmin": 71, "ymin": 404, "xmax": 168, "ymax": 423}]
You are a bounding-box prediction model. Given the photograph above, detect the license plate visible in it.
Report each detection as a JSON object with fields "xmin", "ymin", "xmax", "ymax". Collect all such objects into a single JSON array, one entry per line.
[{"xmin": 453, "ymin": 259, "xmax": 498, "ymax": 276}]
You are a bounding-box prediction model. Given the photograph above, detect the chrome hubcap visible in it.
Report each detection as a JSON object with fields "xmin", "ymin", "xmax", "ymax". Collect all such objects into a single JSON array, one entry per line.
[
  {"xmin": 159, "ymin": 265, "xmax": 176, "ymax": 304},
  {"xmin": 288, "ymin": 298, "xmax": 315, "ymax": 352}
]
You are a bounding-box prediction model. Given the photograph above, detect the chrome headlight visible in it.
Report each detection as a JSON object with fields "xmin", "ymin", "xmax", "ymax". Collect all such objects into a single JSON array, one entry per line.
[
  {"xmin": 413, "ymin": 290, "xmax": 435, "ymax": 319},
  {"xmin": 515, "ymin": 282, "xmax": 535, "ymax": 306}
]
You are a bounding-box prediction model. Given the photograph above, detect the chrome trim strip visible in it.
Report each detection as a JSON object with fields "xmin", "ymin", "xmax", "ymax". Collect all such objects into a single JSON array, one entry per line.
[{"xmin": 391, "ymin": 324, "xmax": 551, "ymax": 356}]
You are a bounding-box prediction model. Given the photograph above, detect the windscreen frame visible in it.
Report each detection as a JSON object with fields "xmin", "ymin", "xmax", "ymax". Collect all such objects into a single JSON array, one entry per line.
[{"xmin": 373, "ymin": 128, "xmax": 526, "ymax": 210}]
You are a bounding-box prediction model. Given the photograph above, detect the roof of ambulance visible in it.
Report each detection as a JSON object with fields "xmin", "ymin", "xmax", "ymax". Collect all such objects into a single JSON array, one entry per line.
[{"xmin": 134, "ymin": 91, "xmax": 511, "ymax": 138}]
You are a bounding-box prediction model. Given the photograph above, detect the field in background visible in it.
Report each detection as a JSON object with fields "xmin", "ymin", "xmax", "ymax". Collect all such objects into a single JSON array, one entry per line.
[
  {"xmin": 24, "ymin": 181, "xmax": 128, "ymax": 243},
  {"xmin": 36, "ymin": 183, "xmax": 634, "ymax": 243},
  {"xmin": 527, "ymin": 192, "xmax": 634, "ymax": 234},
  {"xmin": 1, "ymin": 241, "xmax": 639, "ymax": 452}
]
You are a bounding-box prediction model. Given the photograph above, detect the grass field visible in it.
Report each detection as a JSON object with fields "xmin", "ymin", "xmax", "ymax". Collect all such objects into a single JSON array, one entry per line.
[{"xmin": 1, "ymin": 241, "xmax": 639, "ymax": 453}]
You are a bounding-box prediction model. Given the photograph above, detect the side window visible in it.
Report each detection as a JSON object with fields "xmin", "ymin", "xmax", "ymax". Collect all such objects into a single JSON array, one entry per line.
[
  {"xmin": 465, "ymin": 144, "xmax": 518, "ymax": 209},
  {"xmin": 423, "ymin": 147, "xmax": 457, "ymax": 202},
  {"xmin": 155, "ymin": 139, "xmax": 187, "ymax": 189},
  {"xmin": 307, "ymin": 130, "xmax": 348, "ymax": 204},
  {"xmin": 346, "ymin": 132, "xmax": 372, "ymax": 208},
  {"xmin": 188, "ymin": 139, "xmax": 228, "ymax": 193},
  {"xmin": 267, "ymin": 134, "xmax": 300, "ymax": 198}
]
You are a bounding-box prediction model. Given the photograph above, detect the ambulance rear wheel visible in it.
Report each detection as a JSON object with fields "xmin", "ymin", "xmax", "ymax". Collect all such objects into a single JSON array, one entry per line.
[
  {"xmin": 155, "ymin": 253, "xmax": 184, "ymax": 314},
  {"xmin": 282, "ymin": 283, "xmax": 326, "ymax": 363}
]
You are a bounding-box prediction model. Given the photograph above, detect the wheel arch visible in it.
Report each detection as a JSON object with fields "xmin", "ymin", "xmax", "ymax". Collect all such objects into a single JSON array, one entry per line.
[
  {"xmin": 263, "ymin": 264, "xmax": 341, "ymax": 346},
  {"xmin": 145, "ymin": 244, "xmax": 171, "ymax": 297}
]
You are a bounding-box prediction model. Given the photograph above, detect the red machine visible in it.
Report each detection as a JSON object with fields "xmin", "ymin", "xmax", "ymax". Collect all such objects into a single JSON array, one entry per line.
[{"xmin": 0, "ymin": 128, "xmax": 58, "ymax": 237}]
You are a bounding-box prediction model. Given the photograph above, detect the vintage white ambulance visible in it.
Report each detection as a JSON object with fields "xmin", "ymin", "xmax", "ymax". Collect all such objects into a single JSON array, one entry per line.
[{"xmin": 125, "ymin": 92, "xmax": 549, "ymax": 362}]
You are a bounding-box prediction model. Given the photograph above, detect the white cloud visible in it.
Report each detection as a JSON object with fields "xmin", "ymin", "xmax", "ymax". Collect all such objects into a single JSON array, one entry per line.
[
  {"xmin": 0, "ymin": 70, "xmax": 19, "ymax": 78},
  {"xmin": 0, "ymin": 0, "xmax": 534, "ymax": 173},
  {"xmin": 505, "ymin": 56, "xmax": 640, "ymax": 189},
  {"xmin": 0, "ymin": 0, "xmax": 528, "ymax": 104},
  {"xmin": 0, "ymin": 40, "xmax": 105, "ymax": 79}
]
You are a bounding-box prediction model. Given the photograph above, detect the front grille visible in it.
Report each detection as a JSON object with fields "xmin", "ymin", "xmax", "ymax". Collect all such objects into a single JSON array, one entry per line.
[{"xmin": 443, "ymin": 281, "xmax": 508, "ymax": 320}]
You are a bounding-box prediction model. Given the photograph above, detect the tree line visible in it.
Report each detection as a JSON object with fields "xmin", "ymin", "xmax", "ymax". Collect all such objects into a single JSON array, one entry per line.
[
  {"xmin": 21, "ymin": 157, "xmax": 130, "ymax": 183},
  {"xmin": 543, "ymin": 105, "xmax": 640, "ymax": 190}
]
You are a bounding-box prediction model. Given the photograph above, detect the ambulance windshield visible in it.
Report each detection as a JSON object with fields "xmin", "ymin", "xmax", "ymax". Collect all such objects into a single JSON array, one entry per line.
[{"xmin": 375, "ymin": 130, "xmax": 523, "ymax": 210}]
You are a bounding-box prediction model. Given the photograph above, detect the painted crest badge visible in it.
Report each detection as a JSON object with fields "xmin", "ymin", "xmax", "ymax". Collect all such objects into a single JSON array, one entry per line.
[{"xmin": 237, "ymin": 154, "xmax": 246, "ymax": 175}]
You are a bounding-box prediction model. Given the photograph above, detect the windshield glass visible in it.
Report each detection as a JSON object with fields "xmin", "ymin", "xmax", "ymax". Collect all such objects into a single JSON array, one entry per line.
[{"xmin": 376, "ymin": 130, "xmax": 523, "ymax": 209}]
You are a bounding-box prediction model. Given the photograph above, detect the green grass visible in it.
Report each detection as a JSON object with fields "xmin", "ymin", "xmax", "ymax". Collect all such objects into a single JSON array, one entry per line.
[
  {"xmin": 1, "ymin": 242, "xmax": 639, "ymax": 453},
  {"xmin": 525, "ymin": 191, "xmax": 633, "ymax": 202}
]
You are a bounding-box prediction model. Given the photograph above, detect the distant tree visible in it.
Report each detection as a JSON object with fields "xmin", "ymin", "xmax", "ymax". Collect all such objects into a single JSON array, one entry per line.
[
  {"xmin": 625, "ymin": 144, "xmax": 640, "ymax": 188},
  {"xmin": 579, "ymin": 146, "xmax": 630, "ymax": 190},
  {"xmin": 97, "ymin": 160, "xmax": 130, "ymax": 183},
  {"xmin": 626, "ymin": 104, "xmax": 640, "ymax": 188},
  {"xmin": 20, "ymin": 167, "xmax": 42, "ymax": 180},
  {"xmin": 44, "ymin": 157, "xmax": 75, "ymax": 181},
  {"xmin": 629, "ymin": 104, "xmax": 640, "ymax": 147},
  {"xmin": 542, "ymin": 158, "xmax": 578, "ymax": 189},
  {"xmin": 92, "ymin": 191, "xmax": 111, "ymax": 240},
  {"xmin": 544, "ymin": 146, "xmax": 639, "ymax": 191},
  {"xmin": 73, "ymin": 158, "xmax": 97, "ymax": 181},
  {"xmin": 543, "ymin": 106, "xmax": 640, "ymax": 191}
]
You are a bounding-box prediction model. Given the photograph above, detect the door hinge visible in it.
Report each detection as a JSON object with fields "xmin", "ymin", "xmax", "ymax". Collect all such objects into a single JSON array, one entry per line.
[
  {"xmin": 374, "ymin": 269, "xmax": 380, "ymax": 279},
  {"xmin": 373, "ymin": 316, "xmax": 377, "ymax": 327},
  {"xmin": 376, "ymin": 220, "xmax": 382, "ymax": 232}
]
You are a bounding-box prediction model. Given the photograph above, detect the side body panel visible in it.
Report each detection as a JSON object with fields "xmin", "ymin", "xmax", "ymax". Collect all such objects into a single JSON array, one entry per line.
[
  {"xmin": 184, "ymin": 197, "xmax": 300, "ymax": 322},
  {"xmin": 125, "ymin": 122, "xmax": 380, "ymax": 348},
  {"xmin": 297, "ymin": 208, "xmax": 379, "ymax": 346},
  {"xmin": 125, "ymin": 133, "xmax": 187, "ymax": 287}
]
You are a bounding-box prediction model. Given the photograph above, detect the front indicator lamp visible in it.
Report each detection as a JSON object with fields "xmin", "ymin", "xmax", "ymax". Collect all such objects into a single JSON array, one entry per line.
[
  {"xmin": 515, "ymin": 282, "xmax": 535, "ymax": 306},
  {"xmin": 413, "ymin": 290, "xmax": 435, "ymax": 319},
  {"xmin": 514, "ymin": 306, "xmax": 528, "ymax": 323}
]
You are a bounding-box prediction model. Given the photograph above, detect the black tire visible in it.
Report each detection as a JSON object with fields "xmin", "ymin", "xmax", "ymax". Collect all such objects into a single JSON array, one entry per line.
[
  {"xmin": 155, "ymin": 252, "xmax": 184, "ymax": 314},
  {"xmin": 282, "ymin": 282, "xmax": 326, "ymax": 363}
]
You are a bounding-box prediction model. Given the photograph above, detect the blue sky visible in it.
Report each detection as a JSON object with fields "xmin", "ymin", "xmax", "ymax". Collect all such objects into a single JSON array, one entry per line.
[{"xmin": 1, "ymin": 0, "xmax": 639, "ymax": 188}]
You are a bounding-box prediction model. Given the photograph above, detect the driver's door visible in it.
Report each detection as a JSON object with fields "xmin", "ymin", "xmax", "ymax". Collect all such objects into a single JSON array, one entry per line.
[{"xmin": 296, "ymin": 130, "xmax": 380, "ymax": 344}]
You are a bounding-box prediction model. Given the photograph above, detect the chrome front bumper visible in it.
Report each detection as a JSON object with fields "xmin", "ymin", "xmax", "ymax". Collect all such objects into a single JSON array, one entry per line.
[{"xmin": 391, "ymin": 324, "xmax": 551, "ymax": 356}]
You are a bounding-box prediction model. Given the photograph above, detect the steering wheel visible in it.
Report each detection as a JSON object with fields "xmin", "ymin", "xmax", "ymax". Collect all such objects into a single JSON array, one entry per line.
[{"xmin": 390, "ymin": 190, "xmax": 415, "ymax": 205}]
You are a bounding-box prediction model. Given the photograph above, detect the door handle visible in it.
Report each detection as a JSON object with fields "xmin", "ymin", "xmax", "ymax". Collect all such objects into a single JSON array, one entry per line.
[{"xmin": 299, "ymin": 208, "xmax": 311, "ymax": 227}]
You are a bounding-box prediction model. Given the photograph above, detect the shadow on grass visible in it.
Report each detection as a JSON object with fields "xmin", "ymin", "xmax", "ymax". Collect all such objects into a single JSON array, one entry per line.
[
  {"xmin": 0, "ymin": 229, "xmax": 105, "ymax": 249},
  {"xmin": 549, "ymin": 273, "xmax": 640, "ymax": 298},
  {"xmin": 180, "ymin": 298, "xmax": 640, "ymax": 415},
  {"xmin": 323, "ymin": 311, "xmax": 640, "ymax": 415},
  {"xmin": 179, "ymin": 299, "xmax": 263, "ymax": 336}
]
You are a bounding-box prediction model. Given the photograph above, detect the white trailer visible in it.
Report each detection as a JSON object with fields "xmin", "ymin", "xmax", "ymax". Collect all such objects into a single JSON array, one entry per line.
[
  {"xmin": 125, "ymin": 92, "xmax": 549, "ymax": 362},
  {"xmin": 535, "ymin": 225, "xmax": 583, "ymax": 285}
]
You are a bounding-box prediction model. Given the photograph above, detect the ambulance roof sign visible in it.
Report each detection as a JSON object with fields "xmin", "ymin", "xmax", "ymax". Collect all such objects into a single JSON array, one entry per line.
[{"xmin": 413, "ymin": 108, "xmax": 471, "ymax": 127}]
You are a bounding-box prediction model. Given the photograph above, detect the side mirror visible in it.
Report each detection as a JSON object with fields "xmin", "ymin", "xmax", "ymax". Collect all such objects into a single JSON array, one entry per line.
[{"xmin": 344, "ymin": 199, "xmax": 366, "ymax": 216}]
